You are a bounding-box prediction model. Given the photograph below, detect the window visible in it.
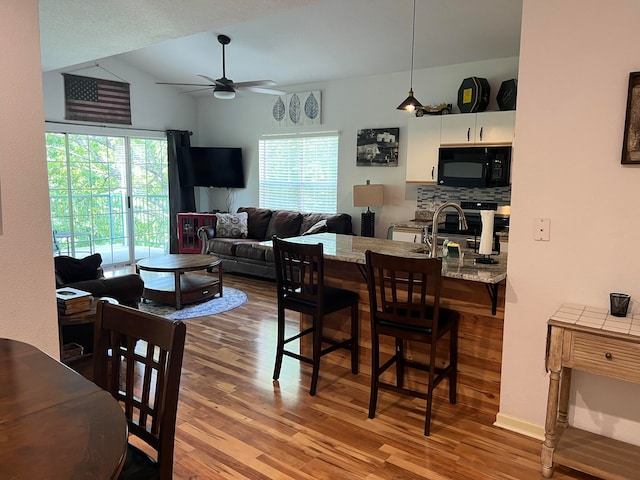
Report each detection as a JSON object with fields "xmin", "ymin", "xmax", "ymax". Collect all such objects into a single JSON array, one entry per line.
[{"xmin": 258, "ymin": 133, "xmax": 339, "ymax": 213}]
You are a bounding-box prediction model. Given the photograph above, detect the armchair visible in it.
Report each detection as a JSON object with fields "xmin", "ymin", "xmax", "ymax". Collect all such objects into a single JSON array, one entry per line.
[{"xmin": 54, "ymin": 253, "xmax": 144, "ymax": 308}]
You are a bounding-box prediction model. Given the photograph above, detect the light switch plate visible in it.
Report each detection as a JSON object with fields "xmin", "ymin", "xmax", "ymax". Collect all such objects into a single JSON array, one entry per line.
[{"xmin": 534, "ymin": 218, "xmax": 550, "ymax": 241}]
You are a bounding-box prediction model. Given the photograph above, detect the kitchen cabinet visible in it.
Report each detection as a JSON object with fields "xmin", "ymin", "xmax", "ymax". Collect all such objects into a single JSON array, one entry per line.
[
  {"xmin": 542, "ymin": 304, "xmax": 640, "ymax": 478},
  {"xmin": 440, "ymin": 111, "xmax": 515, "ymax": 145},
  {"xmin": 406, "ymin": 115, "xmax": 441, "ymax": 183}
]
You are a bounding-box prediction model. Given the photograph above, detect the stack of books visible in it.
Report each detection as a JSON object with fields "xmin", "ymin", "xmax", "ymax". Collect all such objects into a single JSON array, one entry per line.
[{"xmin": 56, "ymin": 287, "xmax": 92, "ymax": 315}]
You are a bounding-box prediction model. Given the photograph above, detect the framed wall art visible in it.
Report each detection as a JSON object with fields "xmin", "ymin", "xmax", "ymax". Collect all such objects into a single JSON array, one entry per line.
[
  {"xmin": 621, "ymin": 72, "xmax": 640, "ymax": 164},
  {"xmin": 356, "ymin": 128, "xmax": 399, "ymax": 166}
]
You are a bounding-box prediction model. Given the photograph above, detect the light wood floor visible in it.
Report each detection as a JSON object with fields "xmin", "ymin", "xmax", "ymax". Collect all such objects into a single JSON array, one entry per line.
[{"xmin": 153, "ymin": 272, "xmax": 597, "ymax": 480}]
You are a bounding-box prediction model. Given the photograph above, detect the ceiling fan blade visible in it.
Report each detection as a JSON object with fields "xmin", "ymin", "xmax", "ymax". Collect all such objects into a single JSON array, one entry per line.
[
  {"xmin": 241, "ymin": 86, "xmax": 286, "ymax": 95},
  {"xmin": 234, "ymin": 80, "xmax": 277, "ymax": 88},
  {"xmin": 198, "ymin": 74, "xmax": 219, "ymax": 84},
  {"xmin": 156, "ymin": 82, "xmax": 214, "ymax": 87},
  {"xmin": 180, "ymin": 87, "xmax": 215, "ymax": 94}
]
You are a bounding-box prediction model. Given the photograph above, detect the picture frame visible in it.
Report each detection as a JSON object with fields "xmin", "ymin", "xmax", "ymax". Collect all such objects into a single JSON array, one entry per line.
[
  {"xmin": 356, "ymin": 128, "xmax": 399, "ymax": 166},
  {"xmin": 621, "ymin": 72, "xmax": 640, "ymax": 164}
]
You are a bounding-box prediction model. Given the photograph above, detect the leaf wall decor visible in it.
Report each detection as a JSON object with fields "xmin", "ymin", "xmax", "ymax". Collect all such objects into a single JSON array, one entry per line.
[
  {"xmin": 289, "ymin": 94, "xmax": 301, "ymax": 124},
  {"xmin": 270, "ymin": 91, "xmax": 321, "ymax": 127}
]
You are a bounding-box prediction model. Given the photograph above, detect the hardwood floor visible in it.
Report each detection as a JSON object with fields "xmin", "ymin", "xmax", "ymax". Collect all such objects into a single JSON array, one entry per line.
[{"xmin": 163, "ymin": 273, "xmax": 595, "ymax": 480}]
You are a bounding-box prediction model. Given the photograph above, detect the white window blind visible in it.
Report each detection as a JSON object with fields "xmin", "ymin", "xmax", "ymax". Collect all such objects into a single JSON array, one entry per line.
[{"xmin": 258, "ymin": 133, "xmax": 339, "ymax": 213}]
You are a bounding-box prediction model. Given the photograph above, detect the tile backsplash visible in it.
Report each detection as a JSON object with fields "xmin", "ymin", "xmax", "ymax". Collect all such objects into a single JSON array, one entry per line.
[{"xmin": 417, "ymin": 185, "xmax": 511, "ymax": 210}]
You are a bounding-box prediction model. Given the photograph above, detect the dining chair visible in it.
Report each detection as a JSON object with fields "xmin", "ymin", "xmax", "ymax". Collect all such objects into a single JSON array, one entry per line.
[
  {"xmin": 93, "ymin": 300, "xmax": 186, "ymax": 480},
  {"xmin": 364, "ymin": 250, "xmax": 459, "ymax": 436},
  {"xmin": 272, "ymin": 236, "xmax": 359, "ymax": 396}
]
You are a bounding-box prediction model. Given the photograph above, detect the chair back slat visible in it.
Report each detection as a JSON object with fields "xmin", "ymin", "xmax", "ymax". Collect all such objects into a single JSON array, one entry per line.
[
  {"xmin": 366, "ymin": 250, "xmax": 442, "ymax": 333},
  {"xmin": 273, "ymin": 236, "xmax": 325, "ymax": 309}
]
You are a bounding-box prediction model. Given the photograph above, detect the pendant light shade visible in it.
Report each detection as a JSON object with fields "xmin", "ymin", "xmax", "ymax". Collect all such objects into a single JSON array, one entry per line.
[
  {"xmin": 396, "ymin": 89, "xmax": 423, "ymax": 112},
  {"xmin": 397, "ymin": 0, "xmax": 422, "ymax": 112}
]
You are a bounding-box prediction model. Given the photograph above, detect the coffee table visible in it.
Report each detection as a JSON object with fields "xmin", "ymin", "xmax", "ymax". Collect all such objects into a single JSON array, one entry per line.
[{"xmin": 136, "ymin": 254, "xmax": 222, "ymax": 310}]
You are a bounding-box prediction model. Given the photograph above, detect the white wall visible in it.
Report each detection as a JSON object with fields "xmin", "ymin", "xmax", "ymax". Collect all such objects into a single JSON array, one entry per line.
[
  {"xmin": 501, "ymin": 0, "xmax": 640, "ymax": 444},
  {"xmin": 43, "ymin": 57, "xmax": 198, "ymax": 138},
  {"xmin": 0, "ymin": 0, "xmax": 59, "ymax": 356},
  {"xmin": 195, "ymin": 57, "xmax": 519, "ymax": 230}
]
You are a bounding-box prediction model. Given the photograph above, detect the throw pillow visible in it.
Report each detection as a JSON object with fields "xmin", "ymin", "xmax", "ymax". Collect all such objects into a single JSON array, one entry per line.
[
  {"xmin": 301, "ymin": 219, "xmax": 328, "ymax": 236},
  {"xmin": 54, "ymin": 253, "xmax": 103, "ymax": 284},
  {"xmin": 215, "ymin": 212, "xmax": 248, "ymax": 238}
]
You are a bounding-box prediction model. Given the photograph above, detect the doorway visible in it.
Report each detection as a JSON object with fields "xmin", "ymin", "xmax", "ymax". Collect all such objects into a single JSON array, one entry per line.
[{"xmin": 47, "ymin": 132, "xmax": 169, "ymax": 266}]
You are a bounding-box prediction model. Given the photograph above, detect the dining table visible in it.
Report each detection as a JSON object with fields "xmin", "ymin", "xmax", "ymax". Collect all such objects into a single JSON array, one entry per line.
[{"xmin": 0, "ymin": 337, "xmax": 128, "ymax": 479}]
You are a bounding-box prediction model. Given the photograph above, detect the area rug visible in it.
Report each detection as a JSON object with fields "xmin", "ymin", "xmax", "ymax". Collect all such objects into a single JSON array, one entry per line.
[{"xmin": 138, "ymin": 287, "xmax": 247, "ymax": 320}]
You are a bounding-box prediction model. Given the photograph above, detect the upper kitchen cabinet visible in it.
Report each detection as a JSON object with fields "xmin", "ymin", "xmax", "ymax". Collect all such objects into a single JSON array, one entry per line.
[
  {"xmin": 440, "ymin": 111, "xmax": 515, "ymax": 145},
  {"xmin": 406, "ymin": 115, "xmax": 441, "ymax": 183}
]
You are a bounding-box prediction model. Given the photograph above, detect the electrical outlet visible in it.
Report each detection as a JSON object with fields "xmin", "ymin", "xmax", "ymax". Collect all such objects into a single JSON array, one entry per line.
[{"xmin": 533, "ymin": 218, "xmax": 550, "ymax": 241}]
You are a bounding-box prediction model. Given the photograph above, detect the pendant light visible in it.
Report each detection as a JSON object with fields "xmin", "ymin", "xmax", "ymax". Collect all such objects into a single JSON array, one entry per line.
[{"xmin": 397, "ymin": 0, "xmax": 423, "ymax": 112}]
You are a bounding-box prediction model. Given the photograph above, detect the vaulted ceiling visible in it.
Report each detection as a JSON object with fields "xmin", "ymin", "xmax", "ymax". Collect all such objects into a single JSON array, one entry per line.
[{"xmin": 39, "ymin": 0, "xmax": 522, "ymax": 95}]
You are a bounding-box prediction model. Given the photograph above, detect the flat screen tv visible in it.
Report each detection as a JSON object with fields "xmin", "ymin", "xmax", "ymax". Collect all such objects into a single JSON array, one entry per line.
[{"xmin": 176, "ymin": 146, "xmax": 245, "ymax": 188}]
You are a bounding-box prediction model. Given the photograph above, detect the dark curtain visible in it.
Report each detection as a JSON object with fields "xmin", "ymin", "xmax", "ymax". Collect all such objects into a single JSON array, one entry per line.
[{"xmin": 167, "ymin": 130, "xmax": 195, "ymax": 253}]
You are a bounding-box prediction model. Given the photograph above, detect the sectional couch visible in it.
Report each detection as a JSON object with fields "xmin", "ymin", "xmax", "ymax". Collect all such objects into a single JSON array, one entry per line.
[{"xmin": 197, "ymin": 207, "xmax": 353, "ymax": 279}]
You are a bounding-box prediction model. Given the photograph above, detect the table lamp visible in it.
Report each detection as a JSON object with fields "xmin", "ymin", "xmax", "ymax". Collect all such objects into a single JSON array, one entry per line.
[{"xmin": 353, "ymin": 180, "xmax": 384, "ymax": 237}]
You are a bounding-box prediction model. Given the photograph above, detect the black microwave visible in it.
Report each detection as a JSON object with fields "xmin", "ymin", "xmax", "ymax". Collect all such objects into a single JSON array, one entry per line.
[{"xmin": 437, "ymin": 146, "xmax": 512, "ymax": 188}]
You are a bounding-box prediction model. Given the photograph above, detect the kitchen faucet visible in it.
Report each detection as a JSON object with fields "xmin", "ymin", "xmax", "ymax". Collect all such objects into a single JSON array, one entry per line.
[{"xmin": 424, "ymin": 202, "xmax": 468, "ymax": 258}]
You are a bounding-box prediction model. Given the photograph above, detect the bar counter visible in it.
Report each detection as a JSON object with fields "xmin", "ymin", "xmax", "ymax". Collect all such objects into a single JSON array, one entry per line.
[{"xmin": 260, "ymin": 233, "xmax": 507, "ymax": 314}]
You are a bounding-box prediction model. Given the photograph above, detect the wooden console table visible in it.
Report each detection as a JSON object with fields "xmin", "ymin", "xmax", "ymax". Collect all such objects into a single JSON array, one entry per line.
[{"xmin": 542, "ymin": 304, "xmax": 640, "ymax": 478}]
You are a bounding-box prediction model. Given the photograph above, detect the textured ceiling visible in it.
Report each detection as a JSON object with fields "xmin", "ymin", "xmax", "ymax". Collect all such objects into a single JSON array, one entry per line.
[{"xmin": 39, "ymin": 0, "xmax": 522, "ymax": 95}]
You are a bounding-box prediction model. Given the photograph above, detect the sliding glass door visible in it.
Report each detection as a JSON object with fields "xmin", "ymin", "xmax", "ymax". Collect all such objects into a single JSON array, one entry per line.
[{"xmin": 47, "ymin": 132, "xmax": 169, "ymax": 266}]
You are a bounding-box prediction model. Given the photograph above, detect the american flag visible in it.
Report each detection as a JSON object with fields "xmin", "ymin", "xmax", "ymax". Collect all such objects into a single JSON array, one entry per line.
[{"xmin": 63, "ymin": 74, "xmax": 131, "ymax": 125}]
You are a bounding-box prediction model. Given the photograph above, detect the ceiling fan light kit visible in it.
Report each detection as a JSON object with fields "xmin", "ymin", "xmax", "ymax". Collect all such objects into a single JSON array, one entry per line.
[
  {"xmin": 397, "ymin": 0, "xmax": 423, "ymax": 112},
  {"xmin": 213, "ymin": 86, "xmax": 236, "ymax": 99}
]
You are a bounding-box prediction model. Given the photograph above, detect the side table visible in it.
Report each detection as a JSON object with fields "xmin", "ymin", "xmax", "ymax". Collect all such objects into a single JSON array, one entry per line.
[
  {"xmin": 58, "ymin": 297, "xmax": 118, "ymax": 377},
  {"xmin": 542, "ymin": 303, "xmax": 640, "ymax": 478}
]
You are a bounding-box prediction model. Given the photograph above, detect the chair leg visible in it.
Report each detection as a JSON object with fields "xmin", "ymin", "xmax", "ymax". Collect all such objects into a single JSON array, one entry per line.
[
  {"xmin": 309, "ymin": 316, "xmax": 322, "ymax": 396},
  {"xmin": 449, "ymin": 322, "xmax": 459, "ymax": 404},
  {"xmin": 273, "ymin": 307, "xmax": 286, "ymax": 381},
  {"xmin": 368, "ymin": 331, "xmax": 379, "ymax": 419},
  {"xmin": 424, "ymin": 349, "xmax": 438, "ymax": 436},
  {"xmin": 395, "ymin": 338, "xmax": 404, "ymax": 388},
  {"xmin": 350, "ymin": 303, "xmax": 359, "ymax": 374}
]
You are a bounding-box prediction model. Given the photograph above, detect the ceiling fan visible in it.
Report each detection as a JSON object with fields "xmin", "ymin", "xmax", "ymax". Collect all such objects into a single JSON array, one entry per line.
[{"xmin": 156, "ymin": 34, "xmax": 285, "ymax": 99}]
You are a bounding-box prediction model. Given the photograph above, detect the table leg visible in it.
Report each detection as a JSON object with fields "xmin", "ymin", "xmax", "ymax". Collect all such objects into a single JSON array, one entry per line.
[
  {"xmin": 174, "ymin": 271, "xmax": 182, "ymax": 310},
  {"xmin": 541, "ymin": 367, "xmax": 561, "ymax": 477}
]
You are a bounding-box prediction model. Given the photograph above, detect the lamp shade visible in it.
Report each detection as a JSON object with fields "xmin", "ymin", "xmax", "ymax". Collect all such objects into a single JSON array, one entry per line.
[{"xmin": 353, "ymin": 183, "xmax": 384, "ymax": 207}]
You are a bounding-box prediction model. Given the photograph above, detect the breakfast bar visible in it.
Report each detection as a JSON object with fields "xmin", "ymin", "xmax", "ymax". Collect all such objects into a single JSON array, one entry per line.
[
  {"xmin": 260, "ymin": 233, "xmax": 507, "ymax": 409},
  {"xmin": 261, "ymin": 232, "xmax": 507, "ymax": 313}
]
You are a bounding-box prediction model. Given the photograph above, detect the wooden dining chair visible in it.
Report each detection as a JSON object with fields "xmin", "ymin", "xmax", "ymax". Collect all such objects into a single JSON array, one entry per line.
[
  {"xmin": 272, "ymin": 236, "xmax": 359, "ymax": 396},
  {"xmin": 93, "ymin": 300, "xmax": 186, "ymax": 480},
  {"xmin": 364, "ymin": 250, "xmax": 459, "ymax": 436}
]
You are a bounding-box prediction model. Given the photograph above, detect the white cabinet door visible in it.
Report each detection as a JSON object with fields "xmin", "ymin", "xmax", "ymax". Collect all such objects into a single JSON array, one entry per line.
[
  {"xmin": 475, "ymin": 111, "xmax": 515, "ymax": 144},
  {"xmin": 440, "ymin": 113, "xmax": 476, "ymax": 144},
  {"xmin": 440, "ymin": 111, "xmax": 515, "ymax": 145},
  {"xmin": 406, "ymin": 115, "xmax": 441, "ymax": 183}
]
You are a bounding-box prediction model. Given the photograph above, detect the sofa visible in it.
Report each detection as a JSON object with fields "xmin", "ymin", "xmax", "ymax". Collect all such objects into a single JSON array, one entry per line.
[
  {"xmin": 54, "ymin": 253, "xmax": 144, "ymax": 308},
  {"xmin": 197, "ymin": 207, "xmax": 353, "ymax": 279}
]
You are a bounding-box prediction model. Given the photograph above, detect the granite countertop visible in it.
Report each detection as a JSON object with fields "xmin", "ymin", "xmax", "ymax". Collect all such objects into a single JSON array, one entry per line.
[{"xmin": 258, "ymin": 233, "xmax": 507, "ymax": 285}]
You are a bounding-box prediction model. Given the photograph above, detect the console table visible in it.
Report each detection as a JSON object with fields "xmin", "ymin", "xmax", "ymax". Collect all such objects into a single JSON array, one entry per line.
[{"xmin": 542, "ymin": 304, "xmax": 640, "ymax": 478}]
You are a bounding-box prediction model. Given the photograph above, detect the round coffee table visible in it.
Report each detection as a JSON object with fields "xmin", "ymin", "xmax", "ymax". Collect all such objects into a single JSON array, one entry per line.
[{"xmin": 136, "ymin": 254, "xmax": 222, "ymax": 310}]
